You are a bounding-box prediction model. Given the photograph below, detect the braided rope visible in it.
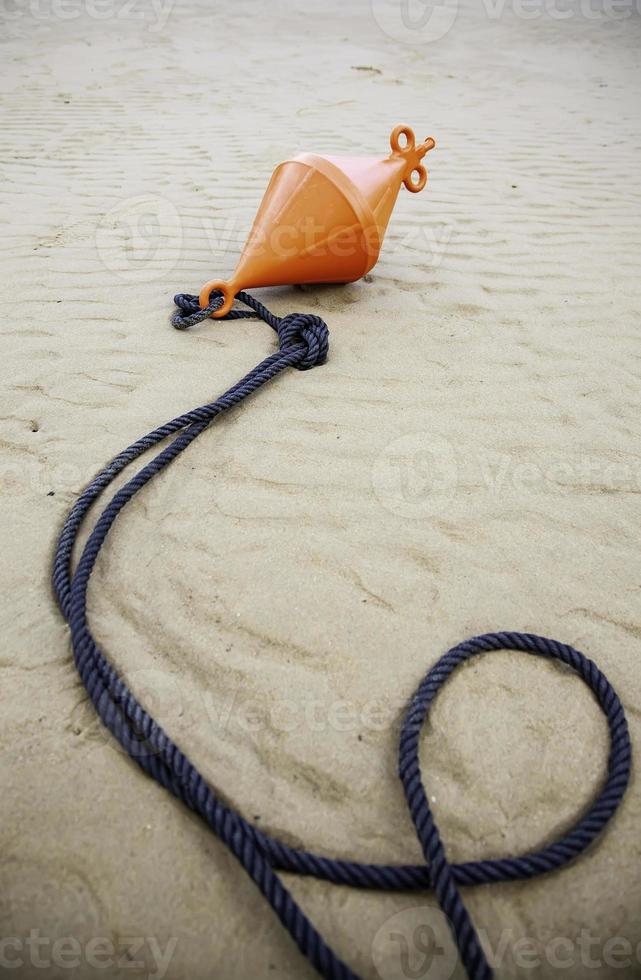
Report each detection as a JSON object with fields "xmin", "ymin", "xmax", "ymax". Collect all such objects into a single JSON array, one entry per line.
[{"xmin": 53, "ymin": 289, "xmax": 631, "ymax": 980}]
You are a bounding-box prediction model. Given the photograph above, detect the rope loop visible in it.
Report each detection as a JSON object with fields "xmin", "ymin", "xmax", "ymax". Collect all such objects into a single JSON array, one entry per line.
[{"xmin": 398, "ymin": 632, "xmax": 631, "ymax": 980}]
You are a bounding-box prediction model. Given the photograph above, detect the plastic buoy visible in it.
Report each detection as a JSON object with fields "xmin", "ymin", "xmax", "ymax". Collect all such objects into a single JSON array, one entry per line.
[{"xmin": 199, "ymin": 125, "xmax": 436, "ymax": 318}]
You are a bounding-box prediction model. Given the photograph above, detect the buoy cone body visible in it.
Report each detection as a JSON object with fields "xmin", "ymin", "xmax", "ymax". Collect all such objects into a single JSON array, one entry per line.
[{"xmin": 200, "ymin": 125, "xmax": 435, "ymax": 317}]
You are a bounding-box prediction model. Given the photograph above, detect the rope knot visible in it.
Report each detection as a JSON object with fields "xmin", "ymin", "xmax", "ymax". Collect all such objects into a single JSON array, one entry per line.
[{"xmin": 277, "ymin": 312, "xmax": 329, "ymax": 371}]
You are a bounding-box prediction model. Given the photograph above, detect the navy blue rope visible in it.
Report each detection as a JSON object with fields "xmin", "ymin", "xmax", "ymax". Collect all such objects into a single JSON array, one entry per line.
[{"xmin": 53, "ymin": 288, "xmax": 631, "ymax": 980}]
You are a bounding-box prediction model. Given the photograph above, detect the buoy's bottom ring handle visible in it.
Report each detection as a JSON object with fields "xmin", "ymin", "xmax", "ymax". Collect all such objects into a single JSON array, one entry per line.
[
  {"xmin": 405, "ymin": 164, "xmax": 427, "ymax": 193},
  {"xmin": 199, "ymin": 280, "xmax": 235, "ymax": 318}
]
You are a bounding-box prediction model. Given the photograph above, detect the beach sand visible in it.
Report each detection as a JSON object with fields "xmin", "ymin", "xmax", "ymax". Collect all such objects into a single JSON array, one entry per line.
[{"xmin": 1, "ymin": 1, "xmax": 640, "ymax": 977}]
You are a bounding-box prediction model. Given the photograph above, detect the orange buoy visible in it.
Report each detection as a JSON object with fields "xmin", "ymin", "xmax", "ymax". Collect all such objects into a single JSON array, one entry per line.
[{"xmin": 199, "ymin": 125, "xmax": 436, "ymax": 318}]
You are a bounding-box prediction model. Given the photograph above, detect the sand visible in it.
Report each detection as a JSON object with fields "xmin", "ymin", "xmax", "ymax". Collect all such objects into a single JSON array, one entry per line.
[{"xmin": 1, "ymin": 1, "xmax": 640, "ymax": 978}]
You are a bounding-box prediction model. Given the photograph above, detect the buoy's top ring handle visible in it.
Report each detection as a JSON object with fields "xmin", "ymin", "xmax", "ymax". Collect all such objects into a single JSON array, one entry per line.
[
  {"xmin": 390, "ymin": 125, "xmax": 435, "ymax": 193},
  {"xmin": 199, "ymin": 279, "xmax": 235, "ymax": 318},
  {"xmin": 390, "ymin": 125, "xmax": 417, "ymax": 153}
]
